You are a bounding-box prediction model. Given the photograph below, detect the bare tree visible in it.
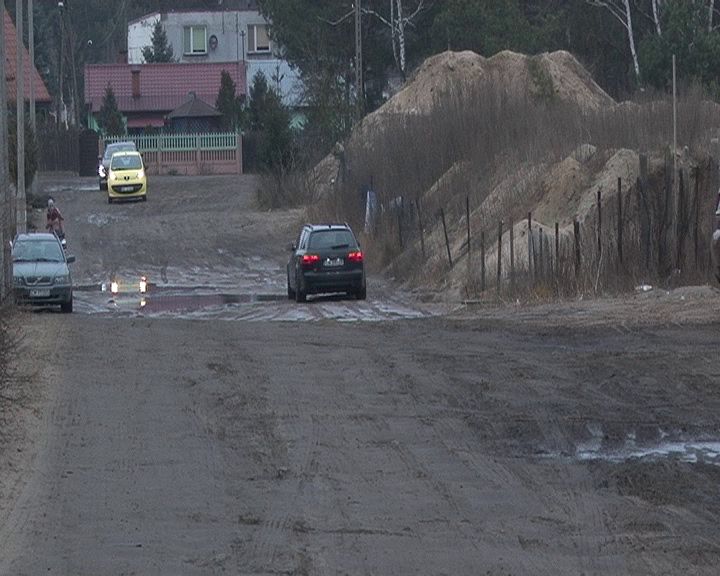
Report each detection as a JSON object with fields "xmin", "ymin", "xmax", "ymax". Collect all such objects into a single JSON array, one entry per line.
[
  {"xmin": 652, "ymin": 0, "xmax": 663, "ymax": 35},
  {"xmin": 323, "ymin": 0, "xmax": 428, "ymax": 79},
  {"xmin": 586, "ymin": 0, "xmax": 641, "ymax": 82},
  {"xmin": 710, "ymin": 0, "xmax": 716, "ymax": 31}
]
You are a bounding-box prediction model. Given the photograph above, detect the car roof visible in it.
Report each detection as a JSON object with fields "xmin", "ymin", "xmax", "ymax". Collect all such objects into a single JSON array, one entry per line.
[
  {"xmin": 304, "ymin": 223, "xmax": 353, "ymax": 232},
  {"xmin": 14, "ymin": 232, "xmax": 59, "ymax": 243},
  {"xmin": 111, "ymin": 151, "xmax": 142, "ymax": 158},
  {"xmin": 107, "ymin": 141, "xmax": 136, "ymax": 149}
]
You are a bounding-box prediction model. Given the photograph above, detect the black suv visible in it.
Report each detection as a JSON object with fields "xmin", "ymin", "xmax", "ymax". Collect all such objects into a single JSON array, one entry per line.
[{"xmin": 287, "ymin": 224, "xmax": 366, "ymax": 302}]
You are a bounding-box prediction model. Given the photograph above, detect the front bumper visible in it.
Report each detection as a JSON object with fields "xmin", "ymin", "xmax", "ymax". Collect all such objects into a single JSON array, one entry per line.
[
  {"xmin": 108, "ymin": 180, "xmax": 147, "ymax": 199},
  {"xmin": 14, "ymin": 285, "xmax": 72, "ymax": 306}
]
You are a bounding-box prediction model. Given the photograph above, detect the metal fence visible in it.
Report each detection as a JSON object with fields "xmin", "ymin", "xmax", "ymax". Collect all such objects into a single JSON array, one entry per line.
[{"xmin": 104, "ymin": 132, "xmax": 243, "ymax": 176}]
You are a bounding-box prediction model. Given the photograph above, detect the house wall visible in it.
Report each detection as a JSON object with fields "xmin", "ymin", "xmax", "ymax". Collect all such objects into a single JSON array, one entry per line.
[
  {"xmin": 129, "ymin": 11, "xmax": 273, "ymax": 65},
  {"xmin": 127, "ymin": 11, "xmax": 303, "ymax": 107},
  {"xmin": 127, "ymin": 13, "xmax": 161, "ymax": 65}
]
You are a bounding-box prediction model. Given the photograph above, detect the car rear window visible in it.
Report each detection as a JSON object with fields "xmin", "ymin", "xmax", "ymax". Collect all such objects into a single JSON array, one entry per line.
[
  {"xmin": 111, "ymin": 155, "xmax": 143, "ymax": 170},
  {"xmin": 308, "ymin": 230, "xmax": 357, "ymax": 250}
]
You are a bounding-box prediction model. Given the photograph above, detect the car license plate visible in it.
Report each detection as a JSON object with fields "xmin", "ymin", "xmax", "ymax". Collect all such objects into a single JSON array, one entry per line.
[
  {"xmin": 325, "ymin": 257, "xmax": 343, "ymax": 267},
  {"xmin": 30, "ymin": 289, "xmax": 50, "ymax": 298},
  {"xmin": 120, "ymin": 185, "xmax": 134, "ymax": 192}
]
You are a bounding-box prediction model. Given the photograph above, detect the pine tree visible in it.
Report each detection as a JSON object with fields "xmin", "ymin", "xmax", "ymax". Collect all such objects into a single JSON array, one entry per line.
[
  {"xmin": 215, "ymin": 70, "xmax": 242, "ymax": 131},
  {"xmin": 98, "ymin": 84, "xmax": 125, "ymax": 136},
  {"xmin": 141, "ymin": 21, "xmax": 175, "ymax": 63},
  {"xmin": 249, "ymin": 71, "xmax": 270, "ymax": 132},
  {"xmin": 248, "ymin": 72, "xmax": 293, "ymax": 171}
]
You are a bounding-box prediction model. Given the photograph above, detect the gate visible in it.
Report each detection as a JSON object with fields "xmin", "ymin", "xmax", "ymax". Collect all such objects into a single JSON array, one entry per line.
[
  {"xmin": 78, "ymin": 130, "xmax": 100, "ymax": 176},
  {"xmin": 37, "ymin": 125, "xmax": 79, "ymax": 172}
]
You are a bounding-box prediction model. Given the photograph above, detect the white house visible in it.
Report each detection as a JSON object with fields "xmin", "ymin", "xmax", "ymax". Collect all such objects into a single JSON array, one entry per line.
[{"xmin": 127, "ymin": 8, "xmax": 303, "ymax": 109}]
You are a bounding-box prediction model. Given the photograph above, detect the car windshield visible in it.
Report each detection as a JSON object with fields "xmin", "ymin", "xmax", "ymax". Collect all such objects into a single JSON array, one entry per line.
[
  {"xmin": 12, "ymin": 240, "xmax": 64, "ymax": 263},
  {"xmin": 308, "ymin": 230, "xmax": 357, "ymax": 250},
  {"xmin": 104, "ymin": 144, "xmax": 136, "ymax": 161},
  {"xmin": 111, "ymin": 155, "xmax": 143, "ymax": 170}
]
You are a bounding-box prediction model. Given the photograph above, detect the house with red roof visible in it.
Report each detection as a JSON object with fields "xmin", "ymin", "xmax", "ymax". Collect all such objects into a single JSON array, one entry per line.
[
  {"xmin": 3, "ymin": 8, "xmax": 52, "ymax": 105},
  {"xmin": 84, "ymin": 61, "xmax": 245, "ymax": 134}
]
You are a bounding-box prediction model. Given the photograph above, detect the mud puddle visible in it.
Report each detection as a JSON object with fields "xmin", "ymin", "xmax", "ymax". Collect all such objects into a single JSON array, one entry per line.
[
  {"xmin": 576, "ymin": 439, "xmax": 720, "ymax": 465},
  {"xmin": 72, "ymin": 283, "xmax": 446, "ymax": 322}
]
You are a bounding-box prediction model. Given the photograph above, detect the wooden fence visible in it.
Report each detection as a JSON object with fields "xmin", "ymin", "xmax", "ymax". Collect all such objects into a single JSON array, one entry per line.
[
  {"xmin": 372, "ymin": 154, "xmax": 719, "ymax": 296},
  {"xmin": 104, "ymin": 132, "xmax": 243, "ymax": 176}
]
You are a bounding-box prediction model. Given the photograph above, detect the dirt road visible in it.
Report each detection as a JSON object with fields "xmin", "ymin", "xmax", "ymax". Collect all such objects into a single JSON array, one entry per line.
[{"xmin": 1, "ymin": 175, "xmax": 719, "ymax": 575}]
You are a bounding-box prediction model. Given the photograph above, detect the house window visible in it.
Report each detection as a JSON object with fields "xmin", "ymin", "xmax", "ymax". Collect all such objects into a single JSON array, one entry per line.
[
  {"xmin": 183, "ymin": 26, "xmax": 207, "ymax": 55},
  {"xmin": 248, "ymin": 24, "xmax": 271, "ymax": 53}
]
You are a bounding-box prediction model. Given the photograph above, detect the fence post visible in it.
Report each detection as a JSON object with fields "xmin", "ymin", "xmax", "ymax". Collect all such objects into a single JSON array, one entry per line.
[
  {"xmin": 694, "ymin": 166, "xmax": 700, "ymax": 269},
  {"xmin": 237, "ymin": 131, "xmax": 243, "ymax": 174},
  {"xmin": 497, "ymin": 220, "xmax": 503, "ymax": 294},
  {"xmin": 415, "ymin": 199, "xmax": 425, "ymax": 258},
  {"xmin": 539, "ymin": 227, "xmax": 544, "ymax": 282},
  {"xmin": 527, "ymin": 212, "xmax": 533, "ymax": 286},
  {"xmin": 481, "ymin": 231, "xmax": 486, "ymax": 292},
  {"xmin": 597, "ymin": 188, "xmax": 602, "ymax": 257},
  {"xmin": 554, "ymin": 222, "xmax": 559, "ymax": 281},
  {"xmin": 466, "ymin": 196, "xmax": 471, "ymax": 266},
  {"xmin": 195, "ymin": 133, "xmax": 202, "ymax": 174},
  {"xmin": 440, "ymin": 208, "xmax": 453, "ymax": 267},
  {"xmin": 617, "ymin": 177, "xmax": 623, "ymax": 269},
  {"xmin": 397, "ymin": 197, "xmax": 404, "ymax": 249},
  {"xmin": 574, "ymin": 219, "xmax": 581, "ymax": 281},
  {"xmin": 509, "ymin": 219, "xmax": 515, "ymax": 294},
  {"xmin": 156, "ymin": 133, "xmax": 162, "ymax": 174}
]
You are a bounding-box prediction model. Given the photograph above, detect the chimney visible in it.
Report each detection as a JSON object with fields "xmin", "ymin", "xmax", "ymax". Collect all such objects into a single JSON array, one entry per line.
[{"xmin": 132, "ymin": 70, "xmax": 140, "ymax": 98}]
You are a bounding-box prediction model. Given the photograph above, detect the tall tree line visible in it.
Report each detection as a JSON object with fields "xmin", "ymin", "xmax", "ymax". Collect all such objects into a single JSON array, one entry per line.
[{"xmin": 6, "ymin": 0, "xmax": 720, "ymax": 153}]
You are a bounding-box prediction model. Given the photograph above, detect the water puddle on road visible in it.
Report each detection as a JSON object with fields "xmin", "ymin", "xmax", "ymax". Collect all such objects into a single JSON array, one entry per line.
[
  {"xmin": 73, "ymin": 286, "xmax": 443, "ymax": 322},
  {"xmin": 576, "ymin": 440, "xmax": 720, "ymax": 465},
  {"xmin": 572, "ymin": 426, "xmax": 720, "ymax": 466}
]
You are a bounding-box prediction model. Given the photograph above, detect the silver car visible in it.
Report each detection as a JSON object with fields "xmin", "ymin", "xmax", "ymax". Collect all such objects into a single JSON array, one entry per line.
[
  {"xmin": 98, "ymin": 141, "xmax": 137, "ymax": 190},
  {"xmin": 12, "ymin": 233, "xmax": 75, "ymax": 313}
]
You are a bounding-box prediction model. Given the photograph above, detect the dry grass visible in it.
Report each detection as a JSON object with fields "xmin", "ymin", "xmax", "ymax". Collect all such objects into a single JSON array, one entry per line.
[{"xmin": 310, "ymin": 79, "xmax": 720, "ymax": 297}]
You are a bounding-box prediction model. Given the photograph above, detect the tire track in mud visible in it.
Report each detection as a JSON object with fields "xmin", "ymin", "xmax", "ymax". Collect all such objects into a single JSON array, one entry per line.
[
  {"xmin": 363, "ymin": 335, "xmax": 627, "ymax": 575},
  {"xmin": 213, "ymin": 342, "xmax": 323, "ymax": 575}
]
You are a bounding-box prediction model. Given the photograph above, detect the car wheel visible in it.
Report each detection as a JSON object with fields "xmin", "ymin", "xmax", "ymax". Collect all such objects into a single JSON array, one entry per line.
[
  {"xmin": 287, "ymin": 275, "xmax": 295, "ymax": 299},
  {"xmin": 356, "ymin": 285, "xmax": 367, "ymax": 300},
  {"xmin": 141, "ymin": 195, "xmax": 147, "ymax": 202},
  {"xmin": 295, "ymin": 278, "xmax": 306, "ymax": 303},
  {"xmin": 107, "ymin": 196, "xmax": 113, "ymax": 204},
  {"xmin": 61, "ymin": 298, "xmax": 73, "ymax": 313}
]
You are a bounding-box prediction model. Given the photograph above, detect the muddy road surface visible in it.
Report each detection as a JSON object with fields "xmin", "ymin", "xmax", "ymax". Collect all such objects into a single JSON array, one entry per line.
[{"xmin": 1, "ymin": 175, "xmax": 719, "ymax": 575}]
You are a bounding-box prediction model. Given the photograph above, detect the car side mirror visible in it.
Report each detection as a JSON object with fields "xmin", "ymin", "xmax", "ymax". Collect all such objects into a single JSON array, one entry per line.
[
  {"xmin": 289, "ymin": 242, "xmax": 296, "ymax": 251},
  {"xmin": 66, "ymin": 255, "xmax": 76, "ymax": 264}
]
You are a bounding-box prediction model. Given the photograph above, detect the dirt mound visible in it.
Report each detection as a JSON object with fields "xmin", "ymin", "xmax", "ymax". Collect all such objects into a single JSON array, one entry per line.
[{"xmin": 382, "ymin": 49, "xmax": 614, "ymax": 115}]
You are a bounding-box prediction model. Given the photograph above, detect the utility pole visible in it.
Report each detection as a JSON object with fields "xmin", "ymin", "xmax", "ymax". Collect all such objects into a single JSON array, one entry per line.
[
  {"xmin": 354, "ymin": 0, "xmax": 363, "ymax": 116},
  {"xmin": 29, "ymin": 0, "xmax": 36, "ymax": 133},
  {"xmin": 59, "ymin": 2, "xmax": 65, "ymax": 127},
  {"xmin": 16, "ymin": 0, "xmax": 27, "ymax": 234},
  {"xmin": 0, "ymin": 4, "xmax": 10, "ymax": 298}
]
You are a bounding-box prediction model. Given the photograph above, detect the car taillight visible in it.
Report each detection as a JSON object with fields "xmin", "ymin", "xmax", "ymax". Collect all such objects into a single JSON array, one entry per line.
[
  {"xmin": 348, "ymin": 251, "xmax": 363, "ymax": 262},
  {"xmin": 302, "ymin": 254, "xmax": 320, "ymax": 267}
]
